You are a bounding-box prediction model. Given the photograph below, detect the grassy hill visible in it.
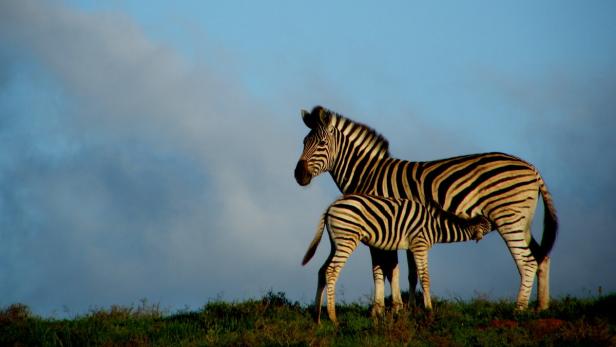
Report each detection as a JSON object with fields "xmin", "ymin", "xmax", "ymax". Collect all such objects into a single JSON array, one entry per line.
[{"xmin": 1, "ymin": 291, "xmax": 614, "ymax": 346}]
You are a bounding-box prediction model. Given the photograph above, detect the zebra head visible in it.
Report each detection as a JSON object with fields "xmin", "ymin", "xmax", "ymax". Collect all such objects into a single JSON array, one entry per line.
[{"xmin": 295, "ymin": 106, "xmax": 338, "ymax": 186}]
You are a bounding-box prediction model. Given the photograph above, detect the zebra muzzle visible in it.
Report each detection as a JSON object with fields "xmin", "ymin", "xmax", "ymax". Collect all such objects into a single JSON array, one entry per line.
[{"xmin": 295, "ymin": 160, "xmax": 312, "ymax": 186}]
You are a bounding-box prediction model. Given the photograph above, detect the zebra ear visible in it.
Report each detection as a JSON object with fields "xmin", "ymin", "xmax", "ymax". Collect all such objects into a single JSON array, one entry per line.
[
  {"xmin": 302, "ymin": 106, "xmax": 331, "ymax": 129},
  {"xmin": 301, "ymin": 109, "xmax": 314, "ymax": 129},
  {"xmin": 318, "ymin": 108, "xmax": 331, "ymax": 128}
]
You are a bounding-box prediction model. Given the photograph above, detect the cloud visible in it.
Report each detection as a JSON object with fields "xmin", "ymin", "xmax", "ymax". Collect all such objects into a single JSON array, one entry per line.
[
  {"xmin": 0, "ymin": 0, "xmax": 333, "ymax": 315},
  {"xmin": 460, "ymin": 67, "xmax": 616, "ymax": 297}
]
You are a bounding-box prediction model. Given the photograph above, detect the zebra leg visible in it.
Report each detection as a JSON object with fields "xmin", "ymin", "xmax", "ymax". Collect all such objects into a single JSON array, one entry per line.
[
  {"xmin": 325, "ymin": 248, "xmax": 357, "ymax": 325},
  {"xmin": 315, "ymin": 244, "xmax": 338, "ymax": 325},
  {"xmin": 389, "ymin": 258, "xmax": 403, "ymax": 314},
  {"xmin": 369, "ymin": 247, "xmax": 387, "ymax": 317},
  {"xmin": 315, "ymin": 262, "xmax": 328, "ymax": 324},
  {"xmin": 498, "ymin": 223, "xmax": 539, "ymax": 311},
  {"xmin": 379, "ymin": 249, "xmax": 402, "ymax": 313},
  {"xmin": 406, "ymin": 250, "xmax": 418, "ymax": 307},
  {"xmin": 537, "ymin": 256, "xmax": 550, "ymax": 310},
  {"xmin": 369, "ymin": 248, "xmax": 401, "ymax": 316},
  {"xmin": 410, "ymin": 244, "xmax": 432, "ymax": 310},
  {"xmin": 325, "ymin": 262, "xmax": 341, "ymax": 325}
]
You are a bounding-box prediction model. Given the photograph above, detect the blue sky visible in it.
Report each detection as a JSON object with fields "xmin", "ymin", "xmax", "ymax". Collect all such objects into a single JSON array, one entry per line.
[{"xmin": 1, "ymin": 0, "xmax": 615, "ymax": 316}]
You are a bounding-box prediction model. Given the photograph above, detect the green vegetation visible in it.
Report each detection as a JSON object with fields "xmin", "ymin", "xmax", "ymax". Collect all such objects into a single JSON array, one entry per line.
[{"xmin": 1, "ymin": 291, "xmax": 614, "ymax": 346}]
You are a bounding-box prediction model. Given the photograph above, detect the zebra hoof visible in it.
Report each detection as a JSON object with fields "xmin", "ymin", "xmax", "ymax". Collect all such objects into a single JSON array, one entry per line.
[
  {"xmin": 370, "ymin": 304, "xmax": 385, "ymax": 317},
  {"xmin": 514, "ymin": 304, "xmax": 528, "ymax": 313},
  {"xmin": 392, "ymin": 302, "xmax": 404, "ymax": 315}
]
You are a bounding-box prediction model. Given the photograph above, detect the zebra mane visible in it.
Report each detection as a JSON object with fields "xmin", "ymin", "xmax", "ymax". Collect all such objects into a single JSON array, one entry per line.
[{"xmin": 316, "ymin": 106, "xmax": 391, "ymax": 157}]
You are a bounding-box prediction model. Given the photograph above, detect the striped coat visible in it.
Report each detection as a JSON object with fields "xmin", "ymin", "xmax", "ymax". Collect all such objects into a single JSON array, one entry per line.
[
  {"xmin": 295, "ymin": 106, "xmax": 557, "ymax": 311},
  {"xmin": 303, "ymin": 194, "xmax": 492, "ymax": 324}
]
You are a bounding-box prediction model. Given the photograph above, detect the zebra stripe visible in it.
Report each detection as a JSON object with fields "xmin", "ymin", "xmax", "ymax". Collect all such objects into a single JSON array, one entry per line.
[
  {"xmin": 295, "ymin": 105, "xmax": 558, "ymax": 311},
  {"xmin": 302, "ymin": 194, "xmax": 492, "ymax": 324}
]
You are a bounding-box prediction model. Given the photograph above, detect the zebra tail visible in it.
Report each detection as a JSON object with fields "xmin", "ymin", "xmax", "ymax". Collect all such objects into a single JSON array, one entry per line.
[
  {"xmin": 537, "ymin": 176, "xmax": 558, "ymax": 262},
  {"xmin": 302, "ymin": 212, "xmax": 326, "ymax": 266}
]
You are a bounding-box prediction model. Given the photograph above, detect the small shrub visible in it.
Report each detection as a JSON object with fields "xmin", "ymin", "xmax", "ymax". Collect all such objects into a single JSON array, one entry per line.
[{"xmin": 0, "ymin": 303, "xmax": 31, "ymax": 325}]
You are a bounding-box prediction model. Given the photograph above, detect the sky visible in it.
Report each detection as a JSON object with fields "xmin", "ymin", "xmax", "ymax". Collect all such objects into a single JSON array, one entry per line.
[{"xmin": 1, "ymin": 0, "xmax": 615, "ymax": 316}]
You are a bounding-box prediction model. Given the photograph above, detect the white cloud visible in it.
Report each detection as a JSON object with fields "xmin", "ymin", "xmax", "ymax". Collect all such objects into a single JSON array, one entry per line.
[{"xmin": 0, "ymin": 0, "xmax": 334, "ymax": 315}]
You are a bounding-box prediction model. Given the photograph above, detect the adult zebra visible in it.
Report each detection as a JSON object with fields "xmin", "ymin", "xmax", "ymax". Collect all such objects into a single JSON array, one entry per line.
[
  {"xmin": 302, "ymin": 194, "xmax": 493, "ymax": 324},
  {"xmin": 294, "ymin": 106, "xmax": 558, "ymax": 311}
]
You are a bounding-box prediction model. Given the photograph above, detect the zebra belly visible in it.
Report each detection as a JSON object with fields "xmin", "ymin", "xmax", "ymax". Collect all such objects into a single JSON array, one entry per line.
[{"xmin": 361, "ymin": 238, "xmax": 409, "ymax": 251}]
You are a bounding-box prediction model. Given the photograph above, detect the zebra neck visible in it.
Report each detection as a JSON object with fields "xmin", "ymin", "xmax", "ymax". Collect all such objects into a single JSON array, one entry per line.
[
  {"xmin": 433, "ymin": 209, "xmax": 478, "ymax": 243},
  {"xmin": 328, "ymin": 116, "xmax": 391, "ymax": 193},
  {"xmin": 330, "ymin": 151, "xmax": 387, "ymax": 193}
]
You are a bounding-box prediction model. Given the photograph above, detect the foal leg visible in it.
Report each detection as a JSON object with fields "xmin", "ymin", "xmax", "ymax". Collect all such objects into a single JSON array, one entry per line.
[
  {"xmin": 411, "ymin": 243, "xmax": 432, "ymax": 310},
  {"xmin": 369, "ymin": 247, "xmax": 386, "ymax": 317},
  {"xmin": 383, "ymin": 251, "xmax": 403, "ymax": 313},
  {"xmin": 325, "ymin": 243, "xmax": 358, "ymax": 325},
  {"xmin": 406, "ymin": 250, "xmax": 418, "ymax": 306},
  {"xmin": 369, "ymin": 249, "xmax": 401, "ymax": 316},
  {"xmin": 315, "ymin": 262, "xmax": 328, "ymax": 324}
]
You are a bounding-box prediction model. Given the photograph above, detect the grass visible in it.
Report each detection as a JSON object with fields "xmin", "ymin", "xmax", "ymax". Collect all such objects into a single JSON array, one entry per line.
[{"xmin": 1, "ymin": 291, "xmax": 614, "ymax": 346}]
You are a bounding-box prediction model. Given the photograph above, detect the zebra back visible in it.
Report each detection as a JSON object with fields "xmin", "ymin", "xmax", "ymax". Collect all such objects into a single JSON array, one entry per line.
[
  {"xmin": 322, "ymin": 195, "xmax": 492, "ymax": 250},
  {"xmin": 297, "ymin": 107, "xmax": 557, "ymax": 258}
]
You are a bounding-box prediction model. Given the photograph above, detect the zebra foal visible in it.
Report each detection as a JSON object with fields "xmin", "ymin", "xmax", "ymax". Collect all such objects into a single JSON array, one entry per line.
[{"xmin": 302, "ymin": 194, "xmax": 492, "ymax": 324}]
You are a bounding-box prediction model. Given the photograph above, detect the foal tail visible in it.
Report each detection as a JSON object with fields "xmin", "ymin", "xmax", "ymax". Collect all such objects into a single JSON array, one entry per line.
[{"xmin": 302, "ymin": 212, "xmax": 326, "ymax": 266}]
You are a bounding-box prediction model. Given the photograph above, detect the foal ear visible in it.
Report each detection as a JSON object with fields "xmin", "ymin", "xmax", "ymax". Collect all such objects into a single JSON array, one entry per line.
[{"xmin": 301, "ymin": 106, "xmax": 331, "ymax": 129}]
